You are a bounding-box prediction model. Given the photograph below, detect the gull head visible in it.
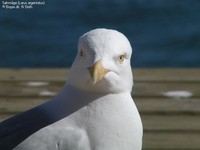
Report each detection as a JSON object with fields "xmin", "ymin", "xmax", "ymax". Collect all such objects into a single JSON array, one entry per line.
[{"xmin": 68, "ymin": 28, "xmax": 133, "ymax": 94}]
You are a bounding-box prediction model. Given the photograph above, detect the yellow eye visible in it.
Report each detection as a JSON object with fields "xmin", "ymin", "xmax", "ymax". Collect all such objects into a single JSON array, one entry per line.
[{"xmin": 118, "ymin": 54, "xmax": 125, "ymax": 63}]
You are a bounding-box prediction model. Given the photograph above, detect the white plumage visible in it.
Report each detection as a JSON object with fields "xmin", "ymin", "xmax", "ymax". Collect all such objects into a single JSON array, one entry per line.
[{"xmin": 0, "ymin": 28, "xmax": 143, "ymax": 150}]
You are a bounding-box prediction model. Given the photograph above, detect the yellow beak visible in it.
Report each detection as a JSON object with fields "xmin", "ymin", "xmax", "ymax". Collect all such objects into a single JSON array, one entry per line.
[{"xmin": 88, "ymin": 60, "xmax": 109, "ymax": 84}]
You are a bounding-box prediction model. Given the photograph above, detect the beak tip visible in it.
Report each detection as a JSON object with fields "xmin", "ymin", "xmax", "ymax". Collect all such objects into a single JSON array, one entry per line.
[{"xmin": 87, "ymin": 60, "xmax": 109, "ymax": 85}]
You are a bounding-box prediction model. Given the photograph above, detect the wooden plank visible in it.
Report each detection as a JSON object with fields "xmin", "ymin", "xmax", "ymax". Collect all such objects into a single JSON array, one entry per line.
[
  {"xmin": 1, "ymin": 114, "xmax": 200, "ymax": 133},
  {"xmin": 0, "ymin": 98, "xmax": 47, "ymax": 114},
  {"xmin": 133, "ymin": 82, "xmax": 200, "ymax": 97},
  {"xmin": 142, "ymin": 115, "xmax": 200, "ymax": 131},
  {"xmin": 1, "ymin": 111, "xmax": 200, "ymax": 132},
  {"xmin": 0, "ymin": 81, "xmax": 200, "ymax": 97},
  {"xmin": 143, "ymin": 132, "xmax": 200, "ymax": 150},
  {"xmin": 0, "ymin": 69, "xmax": 68, "ymax": 81},
  {"xmin": 135, "ymin": 98, "xmax": 200, "ymax": 115},
  {"xmin": 0, "ymin": 96, "xmax": 200, "ymax": 114},
  {"xmin": 0, "ymin": 69, "xmax": 200, "ymax": 81},
  {"xmin": 133, "ymin": 68, "xmax": 200, "ymax": 82},
  {"xmin": 0, "ymin": 97, "xmax": 200, "ymax": 115},
  {"xmin": 0, "ymin": 81, "xmax": 62, "ymax": 97}
]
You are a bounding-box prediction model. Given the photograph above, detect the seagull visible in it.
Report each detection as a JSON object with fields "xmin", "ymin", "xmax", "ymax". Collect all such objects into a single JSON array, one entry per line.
[{"xmin": 0, "ymin": 28, "xmax": 143, "ymax": 150}]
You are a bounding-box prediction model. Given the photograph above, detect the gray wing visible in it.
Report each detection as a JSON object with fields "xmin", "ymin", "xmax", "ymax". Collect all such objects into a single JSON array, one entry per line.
[
  {"xmin": 0, "ymin": 105, "xmax": 53, "ymax": 149},
  {"xmin": 14, "ymin": 119, "xmax": 91, "ymax": 150},
  {"xmin": 0, "ymin": 99, "xmax": 70, "ymax": 150}
]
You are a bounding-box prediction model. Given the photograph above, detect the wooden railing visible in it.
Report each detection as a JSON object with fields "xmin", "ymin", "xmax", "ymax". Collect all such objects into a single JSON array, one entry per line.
[{"xmin": 0, "ymin": 69, "xmax": 200, "ymax": 150}]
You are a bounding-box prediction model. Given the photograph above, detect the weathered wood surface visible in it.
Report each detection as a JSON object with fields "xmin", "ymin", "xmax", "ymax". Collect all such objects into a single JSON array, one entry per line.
[{"xmin": 0, "ymin": 68, "xmax": 200, "ymax": 150}]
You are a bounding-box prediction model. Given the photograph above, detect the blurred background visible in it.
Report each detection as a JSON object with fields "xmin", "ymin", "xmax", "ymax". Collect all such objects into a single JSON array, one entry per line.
[{"xmin": 0, "ymin": 0, "xmax": 200, "ymax": 68}]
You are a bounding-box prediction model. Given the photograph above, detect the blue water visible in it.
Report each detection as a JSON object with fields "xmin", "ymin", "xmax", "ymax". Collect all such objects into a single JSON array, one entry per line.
[{"xmin": 0, "ymin": 0, "xmax": 200, "ymax": 67}]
